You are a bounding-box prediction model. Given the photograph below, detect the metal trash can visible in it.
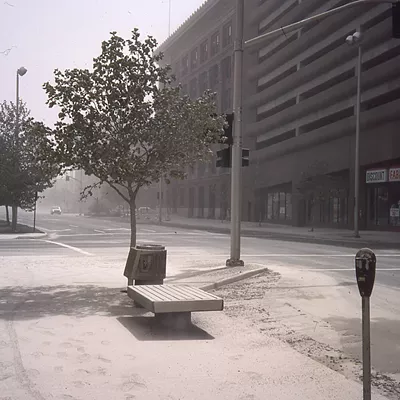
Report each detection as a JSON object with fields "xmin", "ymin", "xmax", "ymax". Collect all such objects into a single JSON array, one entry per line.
[{"xmin": 124, "ymin": 244, "xmax": 167, "ymax": 286}]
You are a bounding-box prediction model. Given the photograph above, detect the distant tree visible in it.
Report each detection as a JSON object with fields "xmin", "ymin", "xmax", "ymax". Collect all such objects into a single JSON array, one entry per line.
[
  {"xmin": 44, "ymin": 29, "xmax": 225, "ymax": 247},
  {"xmin": 0, "ymin": 100, "xmax": 60, "ymax": 231}
]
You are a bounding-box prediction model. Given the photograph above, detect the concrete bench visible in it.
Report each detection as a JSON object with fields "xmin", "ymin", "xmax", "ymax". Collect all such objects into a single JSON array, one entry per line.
[{"xmin": 127, "ymin": 284, "xmax": 223, "ymax": 328}]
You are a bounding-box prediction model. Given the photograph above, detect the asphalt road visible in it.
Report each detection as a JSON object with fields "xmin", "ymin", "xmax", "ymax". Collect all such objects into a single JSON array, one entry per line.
[
  {"xmin": 2, "ymin": 210, "xmax": 400, "ymax": 380},
  {"xmin": 9, "ymin": 211, "xmax": 400, "ymax": 287}
]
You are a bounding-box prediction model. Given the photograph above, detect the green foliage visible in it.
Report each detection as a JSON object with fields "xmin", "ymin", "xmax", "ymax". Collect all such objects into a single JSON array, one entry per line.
[
  {"xmin": 44, "ymin": 29, "xmax": 225, "ymax": 245},
  {"xmin": 0, "ymin": 100, "xmax": 60, "ymax": 227}
]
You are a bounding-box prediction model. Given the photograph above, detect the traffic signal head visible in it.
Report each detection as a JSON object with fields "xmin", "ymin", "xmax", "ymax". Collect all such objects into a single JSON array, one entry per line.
[
  {"xmin": 222, "ymin": 113, "xmax": 234, "ymax": 145},
  {"xmin": 216, "ymin": 147, "xmax": 231, "ymax": 168},
  {"xmin": 242, "ymin": 148, "xmax": 250, "ymax": 167},
  {"xmin": 393, "ymin": 3, "xmax": 400, "ymax": 39}
]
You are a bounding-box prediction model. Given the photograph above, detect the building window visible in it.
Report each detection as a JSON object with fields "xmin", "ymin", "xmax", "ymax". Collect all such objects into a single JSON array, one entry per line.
[
  {"xmin": 265, "ymin": 190, "xmax": 292, "ymax": 221},
  {"xmin": 179, "ymin": 188, "xmax": 185, "ymax": 207},
  {"xmin": 209, "ymin": 64, "xmax": 219, "ymax": 90},
  {"xmin": 190, "ymin": 48, "xmax": 198, "ymax": 71},
  {"xmin": 181, "ymin": 55, "xmax": 189, "ymax": 76},
  {"xmin": 200, "ymin": 40, "xmax": 208, "ymax": 63},
  {"xmin": 181, "ymin": 83, "xmax": 188, "ymax": 96},
  {"xmin": 221, "ymin": 56, "xmax": 232, "ymax": 80},
  {"xmin": 222, "ymin": 21, "xmax": 232, "ymax": 47},
  {"xmin": 190, "ymin": 78, "xmax": 197, "ymax": 99},
  {"xmin": 199, "ymin": 71, "xmax": 208, "ymax": 94},
  {"xmin": 211, "ymin": 31, "xmax": 220, "ymax": 56},
  {"xmin": 209, "ymin": 184, "xmax": 216, "ymax": 219},
  {"xmin": 222, "ymin": 88, "xmax": 232, "ymax": 112},
  {"xmin": 173, "ymin": 62, "xmax": 180, "ymax": 81},
  {"xmin": 198, "ymin": 186, "xmax": 205, "ymax": 218}
]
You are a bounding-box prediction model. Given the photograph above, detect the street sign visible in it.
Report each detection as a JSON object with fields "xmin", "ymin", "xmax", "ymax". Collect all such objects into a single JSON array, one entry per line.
[{"xmin": 355, "ymin": 248, "xmax": 377, "ymax": 400}]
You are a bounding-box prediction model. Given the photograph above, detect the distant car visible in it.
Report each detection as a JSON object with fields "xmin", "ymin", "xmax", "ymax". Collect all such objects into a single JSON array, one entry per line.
[{"xmin": 51, "ymin": 206, "xmax": 62, "ymax": 215}]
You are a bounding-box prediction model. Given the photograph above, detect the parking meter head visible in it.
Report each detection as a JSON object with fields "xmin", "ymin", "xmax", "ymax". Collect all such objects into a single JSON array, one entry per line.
[{"xmin": 355, "ymin": 248, "xmax": 376, "ymax": 297}]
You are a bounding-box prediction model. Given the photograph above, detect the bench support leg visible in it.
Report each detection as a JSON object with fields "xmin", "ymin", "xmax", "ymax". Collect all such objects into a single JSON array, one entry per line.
[{"xmin": 155, "ymin": 312, "xmax": 192, "ymax": 329}]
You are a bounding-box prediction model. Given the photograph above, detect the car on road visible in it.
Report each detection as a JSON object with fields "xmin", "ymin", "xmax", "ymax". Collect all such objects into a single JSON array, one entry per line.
[{"xmin": 51, "ymin": 206, "xmax": 62, "ymax": 215}]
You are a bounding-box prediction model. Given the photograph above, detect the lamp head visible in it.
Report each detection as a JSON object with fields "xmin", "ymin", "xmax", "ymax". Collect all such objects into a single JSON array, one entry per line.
[{"xmin": 17, "ymin": 67, "xmax": 27, "ymax": 76}]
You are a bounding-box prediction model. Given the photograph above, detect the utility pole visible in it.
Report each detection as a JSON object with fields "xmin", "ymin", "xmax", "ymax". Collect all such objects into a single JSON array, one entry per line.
[
  {"xmin": 227, "ymin": 0, "xmax": 244, "ymax": 267},
  {"xmin": 347, "ymin": 31, "xmax": 363, "ymax": 238},
  {"xmin": 159, "ymin": 0, "xmax": 172, "ymax": 225}
]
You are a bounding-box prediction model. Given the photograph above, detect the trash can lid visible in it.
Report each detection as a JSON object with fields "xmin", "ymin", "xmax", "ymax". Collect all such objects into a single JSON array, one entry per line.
[{"xmin": 136, "ymin": 244, "xmax": 165, "ymax": 250}]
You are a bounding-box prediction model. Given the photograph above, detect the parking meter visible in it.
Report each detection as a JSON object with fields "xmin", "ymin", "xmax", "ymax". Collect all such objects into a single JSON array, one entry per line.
[{"xmin": 355, "ymin": 248, "xmax": 376, "ymax": 298}]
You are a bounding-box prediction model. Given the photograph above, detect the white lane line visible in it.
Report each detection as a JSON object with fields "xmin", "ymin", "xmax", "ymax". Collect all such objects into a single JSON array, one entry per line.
[
  {"xmin": 42, "ymin": 228, "xmax": 72, "ymax": 233},
  {"xmin": 241, "ymin": 254, "xmax": 400, "ymax": 257},
  {"xmin": 94, "ymin": 229, "xmax": 106, "ymax": 234},
  {"xmin": 104, "ymin": 228, "xmax": 130, "ymax": 231},
  {"xmin": 297, "ymin": 268, "xmax": 400, "ymax": 271},
  {"xmin": 140, "ymin": 229, "xmax": 156, "ymax": 233},
  {"xmin": 40, "ymin": 240, "xmax": 94, "ymax": 256},
  {"xmin": 69, "ymin": 224, "xmax": 79, "ymax": 228}
]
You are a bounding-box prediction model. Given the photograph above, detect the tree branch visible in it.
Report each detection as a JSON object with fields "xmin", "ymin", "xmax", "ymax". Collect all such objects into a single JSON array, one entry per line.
[{"xmin": 105, "ymin": 180, "xmax": 130, "ymax": 203}]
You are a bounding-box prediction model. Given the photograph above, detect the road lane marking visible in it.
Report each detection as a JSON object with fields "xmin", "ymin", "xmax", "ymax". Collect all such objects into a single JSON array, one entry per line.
[
  {"xmin": 241, "ymin": 254, "xmax": 400, "ymax": 257},
  {"xmin": 296, "ymin": 268, "xmax": 400, "ymax": 271},
  {"xmin": 104, "ymin": 228, "xmax": 130, "ymax": 231},
  {"xmin": 69, "ymin": 224, "xmax": 79, "ymax": 228},
  {"xmin": 39, "ymin": 228, "xmax": 72, "ymax": 233},
  {"xmin": 40, "ymin": 240, "xmax": 93, "ymax": 256},
  {"xmin": 94, "ymin": 229, "xmax": 106, "ymax": 234},
  {"xmin": 140, "ymin": 229, "xmax": 156, "ymax": 233}
]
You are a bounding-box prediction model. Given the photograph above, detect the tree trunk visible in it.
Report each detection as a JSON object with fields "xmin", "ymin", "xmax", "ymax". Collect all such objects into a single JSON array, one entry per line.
[
  {"xmin": 129, "ymin": 201, "xmax": 137, "ymax": 248},
  {"xmin": 11, "ymin": 205, "xmax": 18, "ymax": 232},
  {"xmin": 5, "ymin": 206, "xmax": 10, "ymax": 226}
]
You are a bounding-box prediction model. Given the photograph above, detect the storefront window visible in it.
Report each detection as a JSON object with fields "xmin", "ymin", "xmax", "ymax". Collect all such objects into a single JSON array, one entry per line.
[
  {"xmin": 286, "ymin": 193, "xmax": 292, "ymax": 220},
  {"xmin": 265, "ymin": 189, "xmax": 292, "ymax": 221},
  {"xmin": 267, "ymin": 194, "xmax": 273, "ymax": 220},
  {"xmin": 331, "ymin": 197, "xmax": 340, "ymax": 223},
  {"xmin": 368, "ymin": 186, "xmax": 389, "ymax": 226},
  {"xmin": 272, "ymin": 193, "xmax": 279, "ymax": 219}
]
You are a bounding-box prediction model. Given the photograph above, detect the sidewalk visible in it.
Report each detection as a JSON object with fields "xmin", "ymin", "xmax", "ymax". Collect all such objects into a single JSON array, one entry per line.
[
  {"xmin": 0, "ymin": 254, "xmax": 390, "ymax": 400},
  {"xmin": 161, "ymin": 215, "xmax": 400, "ymax": 249}
]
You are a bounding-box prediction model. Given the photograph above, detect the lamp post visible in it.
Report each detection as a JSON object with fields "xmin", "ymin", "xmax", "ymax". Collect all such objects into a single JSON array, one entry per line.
[
  {"xmin": 15, "ymin": 67, "xmax": 27, "ymax": 140},
  {"xmin": 12, "ymin": 67, "xmax": 27, "ymax": 232},
  {"xmin": 346, "ymin": 30, "xmax": 363, "ymax": 238}
]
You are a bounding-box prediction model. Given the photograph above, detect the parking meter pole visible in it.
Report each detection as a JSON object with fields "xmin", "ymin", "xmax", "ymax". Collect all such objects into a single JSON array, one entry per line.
[
  {"xmin": 355, "ymin": 248, "xmax": 376, "ymax": 400},
  {"xmin": 362, "ymin": 296, "xmax": 371, "ymax": 400}
]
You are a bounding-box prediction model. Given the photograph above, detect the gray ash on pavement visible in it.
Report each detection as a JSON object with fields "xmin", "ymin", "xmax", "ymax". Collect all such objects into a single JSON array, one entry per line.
[{"xmin": 213, "ymin": 272, "xmax": 400, "ymax": 400}]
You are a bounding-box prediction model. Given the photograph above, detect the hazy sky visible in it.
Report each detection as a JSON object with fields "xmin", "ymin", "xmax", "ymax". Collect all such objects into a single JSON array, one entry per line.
[{"xmin": 0, "ymin": 0, "xmax": 205, "ymax": 125}]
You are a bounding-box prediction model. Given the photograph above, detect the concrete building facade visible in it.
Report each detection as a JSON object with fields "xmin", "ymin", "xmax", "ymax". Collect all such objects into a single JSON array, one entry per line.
[
  {"xmin": 157, "ymin": 0, "xmax": 400, "ymax": 231},
  {"xmin": 157, "ymin": 0, "xmax": 237, "ymax": 221},
  {"xmin": 248, "ymin": 0, "xmax": 400, "ymax": 231}
]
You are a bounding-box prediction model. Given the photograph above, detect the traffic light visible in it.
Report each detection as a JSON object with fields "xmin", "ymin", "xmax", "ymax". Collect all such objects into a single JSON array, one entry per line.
[
  {"xmin": 393, "ymin": 3, "xmax": 400, "ymax": 39},
  {"xmin": 223, "ymin": 113, "xmax": 234, "ymax": 145},
  {"xmin": 216, "ymin": 147, "xmax": 231, "ymax": 168},
  {"xmin": 242, "ymin": 148, "xmax": 250, "ymax": 167}
]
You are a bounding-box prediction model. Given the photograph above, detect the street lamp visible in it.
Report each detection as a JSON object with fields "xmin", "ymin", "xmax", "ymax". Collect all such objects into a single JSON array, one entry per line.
[
  {"xmin": 15, "ymin": 66, "xmax": 27, "ymax": 140},
  {"xmin": 11, "ymin": 66, "xmax": 27, "ymax": 231},
  {"xmin": 346, "ymin": 30, "xmax": 363, "ymax": 238}
]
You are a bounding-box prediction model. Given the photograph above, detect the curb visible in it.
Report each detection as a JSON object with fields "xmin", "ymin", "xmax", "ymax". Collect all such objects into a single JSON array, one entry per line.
[
  {"xmin": 16, "ymin": 232, "xmax": 48, "ymax": 240},
  {"xmin": 200, "ymin": 266, "xmax": 269, "ymax": 291}
]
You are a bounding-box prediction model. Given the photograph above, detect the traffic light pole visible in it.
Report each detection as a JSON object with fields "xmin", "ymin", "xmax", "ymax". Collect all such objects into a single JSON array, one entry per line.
[{"xmin": 227, "ymin": 0, "xmax": 244, "ymax": 267}]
